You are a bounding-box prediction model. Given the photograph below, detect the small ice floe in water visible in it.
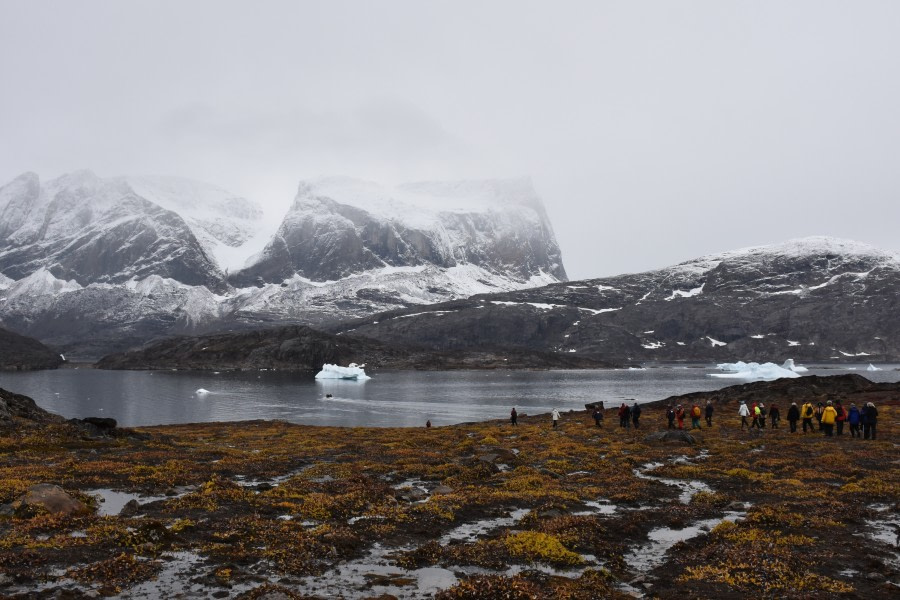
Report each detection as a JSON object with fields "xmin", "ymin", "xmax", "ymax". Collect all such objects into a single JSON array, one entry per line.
[
  {"xmin": 195, "ymin": 388, "xmax": 211, "ymax": 396},
  {"xmin": 711, "ymin": 361, "xmax": 800, "ymax": 381},
  {"xmin": 315, "ymin": 363, "xmax": 371, "ymax": 381},
  {"xmin": 867, "ymin": 363, "xmax": 881, "ymax": 372}
]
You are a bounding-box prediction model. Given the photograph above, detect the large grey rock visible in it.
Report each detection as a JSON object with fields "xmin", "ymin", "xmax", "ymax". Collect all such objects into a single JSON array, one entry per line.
[
  {"xmin": 644, "ymin": 431, "xmax": 697, "ymax": 445},
  {"xmin": 1, "ymin": 484, "xmax": 89, "ymax": 517}
]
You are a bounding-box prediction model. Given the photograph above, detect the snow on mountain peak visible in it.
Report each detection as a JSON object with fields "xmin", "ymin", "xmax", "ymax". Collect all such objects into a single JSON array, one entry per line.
[
  {"xmin": 295, "ymin": 176, "xmax": 544, "ymax": 228},
  {"xmin": 717, "ymin": 236, "xmax": 900, "ymax": 262},
  {"xmin": 240, "ymin": 175, "xmax": 566, "ymax": 283},
  {"xmin": 6, "ymin": 268, "xmax": 82, "ymax": 300}
]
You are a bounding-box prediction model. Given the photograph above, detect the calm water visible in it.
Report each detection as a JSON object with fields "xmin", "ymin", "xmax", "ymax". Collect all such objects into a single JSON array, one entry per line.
[{"xmin": 1, "ymin": 365, "xmax": 897, "ymax": 428}]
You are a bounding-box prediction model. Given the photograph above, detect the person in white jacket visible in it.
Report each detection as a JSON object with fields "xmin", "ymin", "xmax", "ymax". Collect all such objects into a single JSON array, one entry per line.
[
  {"xmin": 738, "ymin": 401, "xmax": 750, "ymax": 430},
  {"xmin": 551, "ymin": 408, "xmax": 561, "ymax": 428}
]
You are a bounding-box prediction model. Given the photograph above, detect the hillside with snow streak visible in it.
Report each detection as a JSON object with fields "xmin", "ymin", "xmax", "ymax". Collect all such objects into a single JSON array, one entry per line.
[{"xmin": 325, "ymin": 237, "xmax": 900, "ymax": 364}]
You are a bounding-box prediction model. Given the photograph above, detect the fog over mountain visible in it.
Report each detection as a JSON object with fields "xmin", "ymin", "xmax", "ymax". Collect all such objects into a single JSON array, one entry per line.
[{"xmin": 2, "ymin": 1, "xmax": 899, "ymax": 279}]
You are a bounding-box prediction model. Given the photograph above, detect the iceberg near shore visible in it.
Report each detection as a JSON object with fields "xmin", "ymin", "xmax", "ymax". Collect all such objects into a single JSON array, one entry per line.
[
  {"xmin": 315, "ymin": 363, "xmax": 371, "ymax": 381},
  {"xmin": 710, "ymin": 360, "xmax": 808, "ymax": 381}
]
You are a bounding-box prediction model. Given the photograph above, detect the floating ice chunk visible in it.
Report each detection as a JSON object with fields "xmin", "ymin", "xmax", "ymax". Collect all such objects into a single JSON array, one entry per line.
[
  {"xmin": 706, "ymin": 336, "xmax": 727, "ymax": 347},
  {"xmin": 711, "ymin": 362, "xmax": 800, "ymax": 381},
  {"xmin": 195, "ymin": 388, "xmax": 211, "ymax": 396},
  {"xmin": 781, "ymin": 359, "xmax": 809, "ymax": 373},
  {"xmin": 315, "ymin": 363, "xmax": 371, "ymax": 381},
  {"xmin": 867, "ymin": 364, "xmax": 881, "ymax": 371}
]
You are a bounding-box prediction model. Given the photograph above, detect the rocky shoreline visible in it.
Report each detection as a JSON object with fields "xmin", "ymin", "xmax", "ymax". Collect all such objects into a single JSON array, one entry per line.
[{"xmin": 1, "ymin": 378, "xmax": 898, "ymax": 599}]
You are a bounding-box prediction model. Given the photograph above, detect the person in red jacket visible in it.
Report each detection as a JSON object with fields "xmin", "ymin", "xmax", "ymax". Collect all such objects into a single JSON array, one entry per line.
[
  {"xmin": 675, "ymin": 405, "xmax": 685, "ymax": 430},
  {"xmin": 834, "ymin": 400, "xmax": 846, "ymax": 436}
]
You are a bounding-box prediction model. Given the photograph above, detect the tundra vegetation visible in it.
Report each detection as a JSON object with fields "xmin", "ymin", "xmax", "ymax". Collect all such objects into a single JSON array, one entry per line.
[{"xmin": 0, "ymin": 396, "xmax": 897, "ymax": 599}]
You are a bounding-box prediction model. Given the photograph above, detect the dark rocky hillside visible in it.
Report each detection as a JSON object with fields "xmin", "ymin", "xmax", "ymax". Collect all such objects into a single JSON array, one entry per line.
[
  {"xmin": 96, "ymin": 325, "xmax": 613, "ymax": 371},
  {"xmin": 0, "ymin": 327, "xmax": 64, "ymax": 371},
  {"xmin": 648, "ymin": 374, "xmax": 900, "ymax": 409},
  {"xmin": 325, "ymin": 238, "xmax": 900, "ymax": 364}
]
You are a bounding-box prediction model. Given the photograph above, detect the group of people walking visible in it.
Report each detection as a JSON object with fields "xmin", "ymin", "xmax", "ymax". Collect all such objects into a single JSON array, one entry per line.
[
  {"xmin": 510, "ymin": 398, "xmax": 879, "ymax": 440},
  {"xmin": 782, "ymin": 399, "xmax": 879, "ymax": 439},
  {"xmin": 737, "ymin": 401, "xmax": 781, "ymax": 429},
  {"xmin": 666, "ymin": 401, "xmax": 714, "ymax": 430}
]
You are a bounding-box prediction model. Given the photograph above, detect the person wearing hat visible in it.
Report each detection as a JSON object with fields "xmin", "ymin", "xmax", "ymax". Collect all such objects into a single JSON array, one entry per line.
[
  {"xmin": 847, "ymin": 402, "xmax": 861, "ymax": 438},
  {"xmin": 821, "ymin": 400, "xmax": 838, "ymax": 437},
  {"xmin": 862, "ymin": 402, "xmax": 878, "ymax": 440}
]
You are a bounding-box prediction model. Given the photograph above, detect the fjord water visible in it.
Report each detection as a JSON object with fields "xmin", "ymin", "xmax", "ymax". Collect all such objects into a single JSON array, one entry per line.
[{"xmin": 1, "ymin": 366, "xmax": 897, "ymax": 428}]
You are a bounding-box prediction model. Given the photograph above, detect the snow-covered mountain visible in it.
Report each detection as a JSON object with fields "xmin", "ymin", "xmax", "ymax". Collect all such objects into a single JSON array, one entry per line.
[
  {"xmin": 234, "ymin": 177, "xmax": 566, "ymax": 284},
  {"xmin": 324, "ymin": 236, "xmax": 900, "ymax": 363},
  {"xmin": 0, "ymin": 171, "xmax": 567, "ymax": 358},
  {"xmin": 0, "ymin": 171, "xmax": 271, "ymax": 290}
]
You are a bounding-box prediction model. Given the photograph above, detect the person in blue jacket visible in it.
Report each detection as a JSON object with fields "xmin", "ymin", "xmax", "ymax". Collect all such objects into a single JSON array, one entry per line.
[{"xmin": 847, "ymin": 402, "xmax": 861, "ymax": 438}]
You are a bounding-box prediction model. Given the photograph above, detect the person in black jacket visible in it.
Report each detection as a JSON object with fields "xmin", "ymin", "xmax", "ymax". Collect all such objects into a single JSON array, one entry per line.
[
  {"xmin": 705, "ymin": 401, "xmax": 714, "ymax": 427},
  {"xmin": 631, "ymin": 402, "xmax": 642, "ymax": 429},
  {"xmin": 787, "ymin": 402, "xmax": 800, "ymax": 433},
  {"xmin": 768, "ymin": 404, "xmax": 780, "ymax": 428},
  {"xmin": 862, "ymin": 402, "xmax": 878, "ymax": 440},
  {"xmin": 667, "ymin": 405, "xmax": 676, "ymax": 429}
]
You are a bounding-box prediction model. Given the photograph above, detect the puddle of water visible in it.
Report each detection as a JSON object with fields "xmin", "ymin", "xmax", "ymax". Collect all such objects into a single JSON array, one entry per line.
[
  {"xmin": 440, "ymin": 508, "xmax": 531, "ymax": 544},
  {"xmin": 633, "ymin": 462, "xmax": 712, "ymax": 504},
  {"xmin": 863, "ymin": 515, "xmax": 900, "ymax": 568},
  {"xmin": 294, "ymin": 543, "xmax": 458, "ymax": 599},
  {"xmin": 234, "ymin": 467, "xmax": 308, "ymax": 489},
  {"xmin": 625, "ymin": 511, "xmax": 746, "ymax": 574},
  {"xmin": 88, "ymin": 489, "xmax": 178, "ymax": 516},
  {"xmin": 574, "ymin": 499, "xmax": 619, "ymax": 516}
]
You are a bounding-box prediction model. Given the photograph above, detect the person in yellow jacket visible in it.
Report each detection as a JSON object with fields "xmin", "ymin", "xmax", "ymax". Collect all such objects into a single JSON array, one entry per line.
[
  {"xmin": 801, "ymin": 401, "xmax": 815, "ymax": 433},
  {"xmin": 821, "ymin": 400, "xmax": 838, "ymax": 437}
]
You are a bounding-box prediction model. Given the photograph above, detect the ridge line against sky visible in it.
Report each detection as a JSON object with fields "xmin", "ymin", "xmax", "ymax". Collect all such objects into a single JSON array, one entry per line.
[{"xmin": 1, "ymin": 0, "xmax": 899, "ymax": 280}]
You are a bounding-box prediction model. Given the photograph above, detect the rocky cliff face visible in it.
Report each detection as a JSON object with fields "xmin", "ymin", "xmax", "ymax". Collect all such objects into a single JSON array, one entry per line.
[
  {"xmin": 325, "ymin": 237, "xmax": 900, "ymax": 363},
  {"xmin": 0, "ymin": 327, "xmax": 64, "ymax": 371},
  {"xmin": 233, "ymin": 177, "xmax": 567, "ymax": 284},
  {"xmin": 0, "ymin": 171, "xmax": 230, "ymax": 290}
]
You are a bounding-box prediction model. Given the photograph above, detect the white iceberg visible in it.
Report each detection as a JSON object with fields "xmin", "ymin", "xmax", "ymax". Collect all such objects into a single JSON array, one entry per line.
[
  {"xmin": 711, "ymin": 361, "xmax": 800, "ymax": 381},
  {"xmin": 195, "ymin": 388, "xmax": 211, "ymax": 396},
  {"xmin": 781, "ymin": 359, "xmax": 809, "ymax": 373},
  {"xmin": 315, "ymin": 363, "xmax": 371, "ymax": 381},
  {"xmin": 867, "ymin": 363, "xmax": 881, "ymax": 372}
]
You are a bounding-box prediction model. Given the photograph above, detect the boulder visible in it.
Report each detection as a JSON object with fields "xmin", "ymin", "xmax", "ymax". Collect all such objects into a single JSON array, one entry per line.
[
  {"xmin": 643, "ymin": 431, "xmax": 697, "ymax": 445},
  {"xmin": 1, "ymin": 484, "xmax": 89, "ymax": 517},
  {"xmin": 119, "ymin": 499, "xmax": 141, "ymax": 517}
]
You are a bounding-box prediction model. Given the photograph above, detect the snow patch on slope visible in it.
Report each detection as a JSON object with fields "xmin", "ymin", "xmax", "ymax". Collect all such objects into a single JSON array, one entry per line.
[
  {"xmin": 123, "ymin": 176, "xmax": 273, "ymax": 272},
  {"xmin": 5, "ymin": 268, "xmax": 82, "ymax": 300}
]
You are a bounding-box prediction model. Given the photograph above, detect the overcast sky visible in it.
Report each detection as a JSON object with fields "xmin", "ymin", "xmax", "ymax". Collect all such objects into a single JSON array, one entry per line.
[{"xmin": 2, "ymin": 0, "xmax": 899, "ymax": 280}]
